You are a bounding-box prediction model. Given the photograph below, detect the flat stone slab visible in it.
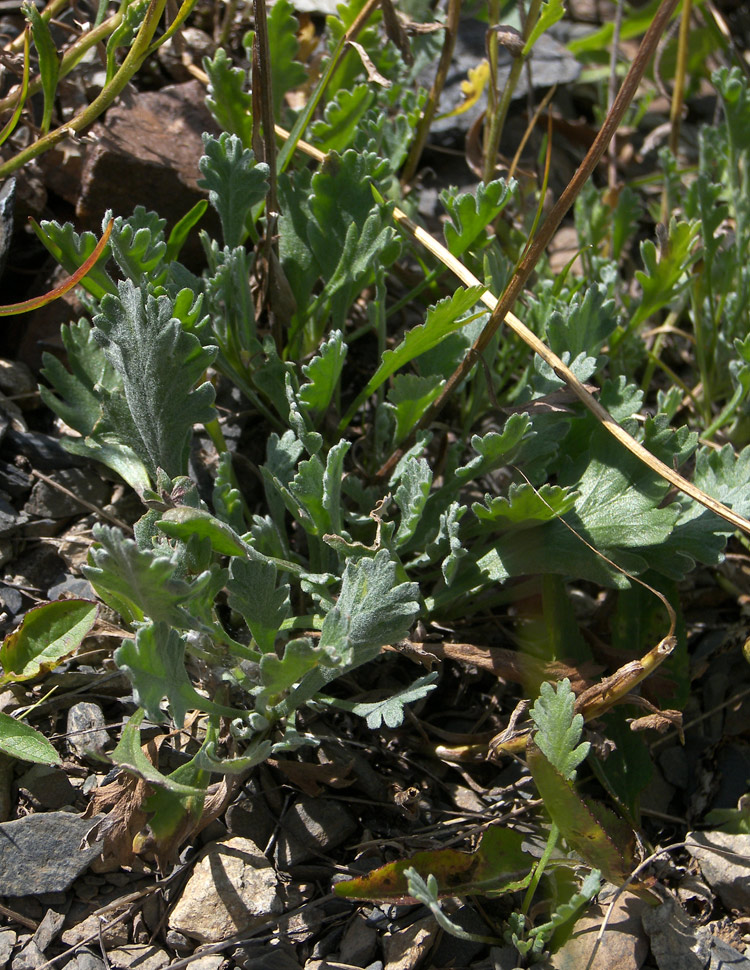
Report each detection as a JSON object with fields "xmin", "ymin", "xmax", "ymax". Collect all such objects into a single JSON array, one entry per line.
[
  {"xmin": 168, "ymin": 837, "xmax": 282, "ymax": 943},
  {"xmin": 0, "ymin": 812, "xmax": 102, "ymax": 897}
]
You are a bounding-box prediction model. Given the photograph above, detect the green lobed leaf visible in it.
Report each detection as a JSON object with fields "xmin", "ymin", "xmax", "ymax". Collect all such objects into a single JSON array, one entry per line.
[
  {"xmin": 105, "ymin": 0, "xmax": 148, "ymax": 84},
  {"xmin": 260, "ymin": 0, "xmax": 308, "ymax": 119},
  {"xmin": 288, "ymin": 455, "xmax": 328, "ymax": 536},
  {"xmin": 212, "ymin": 451, "xmax": 247, "ymax": 534},
  {"xmin": 111, "ymin": 709, "xmax": 209, "ymax": 795},
  {"xmin": 631, "ymin": 219, "xmax": 701, "ymax": 330},
  {"xmin": 204, "ymin": 47, "xmax": 253, "ymax": 147},
  {"xmin": 440, "ymin": 179, "xmax": 515, "ymax": 258},
  {"xmin": 385, "ymin": 374, "xmax": 444, "ymax": 446},
  {"xmin": 0, "ymin": 599, "xmax": 97, "ymax": 686},
  {"xmin": 285, "ymin": 372, "xmax": 323, "ymax": 455},
  {"xmin": 529, "ymin": 679, "xmax": 589, "ymax": 781},
  {"xmin": 32, "ymin": 220, "xmax": 116, "ymax": 299},
  {"xmin": 310, "ymin": 84, "xmax": 375, "ymax": 154},
  {"xmin": 227, "ymin": 557, "xmax": 291, "ymax": 654},
  {"xmin": 114, "ymin": 623, "xmax": 239, "ymax": 727},
  {"xmin": 403, "ymin": 868, "xmax": 501, "ymax": 945},
  {"xmin": 39, "ymin": 321, "xmax": 112, "ymax": 438},
  {"xmin": 92, "ymin": 280, "xmax": 217, "ymax": 479},
  {"xmin": 299, "ymin": 330, "xmax": 347, "ymax": 416},
  {"xmin": 325, "ymin": 672, "xmax": 438, "ymax": 728},
  {"xmin": 394, "ymin": 457, "xmax": 432, "ymax": 547},
  {"xmin": 108, "ymin": 208, "xmax": 167, "ymax": 285},
  {"xmin": 453, "ymin": 415, "xmax": 532, "ymax": 485},
  {"xmin": 472, "ymin": 484, "xmax": 578, "ymax": 527},
  {"xmin": 318, "ymin": 550, "xmax": 420, "ymax": 670},
  {"xmin": 342, "ymin": 285, "xmax": 486, "ymax": 427},
  {"xmin": 257, "ymin": 637, "xmax": 323, "ymax": 708},
  {"xmin": 546, "ymin": 284, "xmax": 619, "ymax": 361},
  {"xmin": 198, "ymin": 133, "xmax": 269, "ymax": 248},
  {"xmin": 714, "ymin": 66, "xmax": 750, "ymax": 156},
  {"xmin": 85, "ymin": 525, "xmax": 206, "ymax": 627},
  {"xmin": 322, "ymin": 439, "xmax": 351, "ymax": 537}
]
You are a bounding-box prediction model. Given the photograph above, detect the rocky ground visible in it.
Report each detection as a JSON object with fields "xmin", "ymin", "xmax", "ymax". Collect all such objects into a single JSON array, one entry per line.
[{"xmin": 2, "ymin": 2, "xmax": 750, "ymax": 970}]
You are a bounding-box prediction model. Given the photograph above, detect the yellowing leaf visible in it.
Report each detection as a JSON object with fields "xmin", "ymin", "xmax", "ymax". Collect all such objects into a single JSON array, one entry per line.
[
  {"xmin": 0, "ymin": 599, "xmax": 98, "ymax": 686},
  {"xmin": 334, "ymin": 825, "xmax": 531, "ymax": 902},
  {"xmin": 438, "ymin": 60, "xmax": 490, "ymax": 120},
  {"xmin": 526, "ymin": 739, "xmax": 635, "ymax": 885}
]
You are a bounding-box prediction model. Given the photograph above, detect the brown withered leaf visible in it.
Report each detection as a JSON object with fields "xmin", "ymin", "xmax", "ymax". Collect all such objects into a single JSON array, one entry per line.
[
  {"xmin": 139, "ymin": 776, "xmax": 239, "ymax": 871},
  {"xmin": 380, "ymin": 0, "xmax": 413, "ymax": 64},
  {"xmin": 83, "ymin": 770, "xmax": 152, "ymax": 872},
  {"xmin": 269, "ymin": 757, "xmax": 355, "ymax": 797},
  {"xmin": 346, "ymin": 41, "xmax": 391, "ymax": 87},
  {"xmin": 628, "ymin": 704, "xmax": 683, "ymax": 741},
  {"xmin": 417, "ymin": 640, "xmax": 601, "ymax": 692}
]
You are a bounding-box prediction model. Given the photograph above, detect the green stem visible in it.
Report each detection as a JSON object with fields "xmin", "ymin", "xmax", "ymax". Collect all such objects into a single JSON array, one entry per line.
[
  {"xmin": 8, "ymin": 0, "xmax": 70, "ymax": 51},
  {"xmin": 482, "ymin": 0, "xmax": 543, "ymax": 185},
  {"xmin": 276, "ymin": 0, "xmax": 381, "ymax": 175},
  {"xmin": 0, "ymin": 0, "xmax": 169, "ymax": 178},
  {"xmin": 0, "ymin": 9, "xmax": 125, "ymax": 116},
  {"xmin": 521, "ymin": 821, "xmax": 559, "ymax": 917},
  {"xmin": 703, "ymin": 380, "xmax": 746, "ymax": 441}
]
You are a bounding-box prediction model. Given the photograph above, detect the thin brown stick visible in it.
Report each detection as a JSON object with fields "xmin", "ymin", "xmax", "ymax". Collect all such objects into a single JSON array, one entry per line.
[
  {"xmin": 382, "ymin": 208, "xmax": 750, "ymax": 535},
  {"xmin": 30, "ymin": 468, "xmax": 133, "ymax": 534},
  {"xmin": 377, "ymin": 0, "xmax": 681, "ymax": 481}
]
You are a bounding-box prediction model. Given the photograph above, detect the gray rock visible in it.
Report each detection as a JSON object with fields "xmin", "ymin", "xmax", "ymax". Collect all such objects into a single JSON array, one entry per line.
[
  {"xmin": 4, "ymin": 430, "xmax": 83, "ymax": 471},
  {"xmin": 182, "ymin": 953, "xmax": 224, "ymax": 970},
  {"xmin": 11, "ymin": 942, "xmax": 45, "ymax": 970},
  {"xmin": 685, "ymin": 830, "xmax": 750, "ymax": 912},
  {"xmin": 163, "ymin": 931, "xmax": 191, "ymax": 953},
  {"xmin": 697, "ymin": 930, "xmax": 750, "ymax": 970},
  {"xmin": 64, "ymin": 953, "xmax": 105, "ymax": 970},
  {"xmin": 233, "ymin": 942, "xmax": 300, "ymax": 970},
  {"xmin": 382, "ymin": 916, "xmax": 438, "ymax": 970},
  {"xmin": 0, "ymin": 812, "xmax": 102, "ymax": 896},
  {"xmin": 0, "ymin": 495, "xmax": 21, "ymax": 537},
  {"xmin": 47, "ymin": 576, "xmax": 95, "ymax": 602},
  {"xmin": 275, "ymin": 798, "xmax": 357, "ymax": 868},
  {"xmin": 0, "ymin": 931, "xmax": 16, "ymax": 970},
  {"xmin": 642, "ymin": 897, "xmax": 706, "ymax": 970},
  {"xmin": 0, "ymin": 584, "xmax": 23, "ymax": 618},
  {"xmin": 66, "ymin": 702, "xmax": 110, "ymax": 761},
  {"xmin": 338, "ymin": 913, "xmax": 377, "ymax": 967},
  {"xmin": 542, "ymin": 891, "xmax": 648, "ymax": 970},
  {"xmin": 17, "ymin": 764, "xmax": 77, "ymax": 811},
  {"xmin": 24, "ymin": 468, "xmax": 110, "ymax": 520},
  {"xmin": 0, "ymin": 360, "xmax": 35, "ymax": 401},
  {"xmin": 427, "ymin": 18, "xmax": 580, "ymax": 139},
  {"xmin": 0, "ymin": 461, "xmax": 32, "ymax": 499},
  {"xmin": 106, "ymin": 946, "xmax": 170, "ymax": 970},
  {"xmin": 225, "ymin": 792, "xmax": 275, "ymax": 849},
  {"xmin": 61, "ymin": 914, "xmax": 129, "ymax": 948},
  {"xmin": 180, "ymin": 959, "xmax": 223, "ymax": 970},
  {"xmin": 32, "ymin": 910, "xmax": 65, "ymax": 952},
  {"xmin": 76, "ymin": 81, "xmax": 221, "ymax": 270},
  {"xmin": 168, "ymin": 837, "xmax": 282, "ymax": 943}
]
